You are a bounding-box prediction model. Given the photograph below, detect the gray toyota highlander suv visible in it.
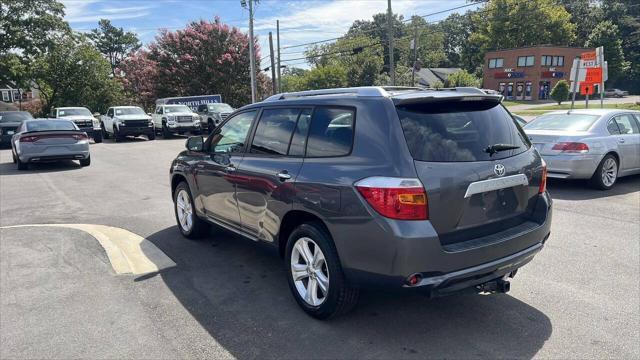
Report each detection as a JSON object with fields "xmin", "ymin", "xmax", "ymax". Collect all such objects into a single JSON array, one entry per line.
[{"xmin": 169, "ymin": 87, "xmax": 552, "ymax": 319}]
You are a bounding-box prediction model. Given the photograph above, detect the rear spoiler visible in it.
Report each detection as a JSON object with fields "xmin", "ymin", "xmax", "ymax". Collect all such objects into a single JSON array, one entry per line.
[{"xmin": 393, "ymin": 94, "xmax": 503, "ymax": 106}]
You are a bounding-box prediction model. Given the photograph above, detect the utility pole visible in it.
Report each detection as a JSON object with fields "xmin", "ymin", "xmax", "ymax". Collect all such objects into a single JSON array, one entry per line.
[
  {"xmin": 411, "ymin": 19, "xmax": 418, "ymax": 86},
  {"xmin": 276, "ymin": 20, "xmax": 281, "ymax": 93},
  {"xmin": 387, "ymin": 0, "xmax": 395, "ymax": 86},
  {"xmin": 248, "ymin": 0, "xmax": 257, "ymax": 103},
  {"xmin": 570, "ymin": 56, "xmax": 580, "ymax": 110},
  {"xmin": 269, "ymin": 32, "xmax": 277, "ymax": 95}
]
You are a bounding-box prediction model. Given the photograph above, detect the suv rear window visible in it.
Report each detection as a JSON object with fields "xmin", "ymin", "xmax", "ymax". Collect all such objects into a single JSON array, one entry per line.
[
  {"xmin": 306, "ymin": 107, "xmax": 354, "ymax": 157},
  {"xmin": 396, "ymin": 101, "xmax": 529, "ymax": 162}
]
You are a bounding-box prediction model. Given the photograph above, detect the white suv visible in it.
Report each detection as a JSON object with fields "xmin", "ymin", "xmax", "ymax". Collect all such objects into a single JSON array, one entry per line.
[{"xmin": 152, "ymin": 104, "xmax": 202, "ymax": 138}]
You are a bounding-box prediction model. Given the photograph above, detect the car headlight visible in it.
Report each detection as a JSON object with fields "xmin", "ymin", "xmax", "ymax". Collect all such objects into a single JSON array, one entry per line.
[{"xmin": 92, "ymin": 118, "xmax": 99, "ymax": 127}]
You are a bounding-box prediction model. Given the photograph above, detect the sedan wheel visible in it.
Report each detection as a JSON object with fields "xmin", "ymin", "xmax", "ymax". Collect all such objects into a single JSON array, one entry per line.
[
  {"xmin": 591, "ymin": 154, "xmax": 618, "ymax": 190},
  {"xmin": 290, "ymin": 237, "xmax": 330, "ymax": 307}
]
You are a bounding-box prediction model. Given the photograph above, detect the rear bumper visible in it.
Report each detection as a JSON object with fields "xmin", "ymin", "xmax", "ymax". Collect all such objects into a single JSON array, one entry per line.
[
  {"xmin": 19, "ymin": 144, "xmax": 90, "ymax": 163},
  {"xmin": 338, "ymin": 192, "xmax": 553, "ymax": 290},
  {"xmin": 543, "ymin": 154, "xmax": 601, "ymax": 179}
]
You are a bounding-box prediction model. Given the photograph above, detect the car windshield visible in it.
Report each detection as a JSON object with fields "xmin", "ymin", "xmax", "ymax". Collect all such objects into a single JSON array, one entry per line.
[
  {"xmin": 397, "ymin": 100, "xmax": 529, "ymax": 162},
  {"xmin": 165, "ymin": 105, "xmax": 192, "ymax": 113},
  {"xmin": 115, "ymin": 107, "xmax": 145, "ymax": 115},
  {"xmin": 524, "ymin": 114, "xmax": 600, "ymax": 131},
  {"xmin": 208, "ymin": 103, "xmax": 234, "ymax": 112},
  {"xmin": 26, "ymin": 120, "xmax": 77, "ymax": 132},
  {"xmin": 58, "ymin": 108, "xmax": 91, "ymax": 116},
  {"xmin": 0, "ymin": 112, "xmax": 33, "ymax": 123}
]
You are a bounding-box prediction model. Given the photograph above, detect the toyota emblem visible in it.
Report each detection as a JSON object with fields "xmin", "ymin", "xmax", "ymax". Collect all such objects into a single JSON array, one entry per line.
[{"xmin": 494, "ymin": 164, "xmax": 506, "ymax": 177}]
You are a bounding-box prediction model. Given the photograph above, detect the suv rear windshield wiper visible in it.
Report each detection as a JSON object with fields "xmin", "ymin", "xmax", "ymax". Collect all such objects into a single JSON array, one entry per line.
[{"xmin": 484, "ymin": 143, "xmax": 520, "ymax": 156}]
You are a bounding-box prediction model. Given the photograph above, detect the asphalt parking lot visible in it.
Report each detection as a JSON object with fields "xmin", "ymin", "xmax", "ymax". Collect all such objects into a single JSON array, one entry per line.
[{"xmin": 1, "ymin": 137, "xmax": 638, "ymax": 359}]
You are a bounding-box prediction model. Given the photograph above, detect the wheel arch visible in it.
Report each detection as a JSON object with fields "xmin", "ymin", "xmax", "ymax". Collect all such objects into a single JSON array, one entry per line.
[
  {"xmin": 171, "ymin": 173, "xmax": 188, "ymax": 197},
  {"xmin": 277, "ymin": 210, "xmax": 332, "ymax": 259}
]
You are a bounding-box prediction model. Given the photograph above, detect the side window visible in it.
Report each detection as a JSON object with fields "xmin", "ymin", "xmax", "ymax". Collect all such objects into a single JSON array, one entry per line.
[
  {"xmin": 198, "ymin": 105, "xmax": 206, "ymax": 112},
  {"xmin": 250, "ymin": 108, "xmax": 300, "ymax": 156},
  {"xmin": 306, "ymin": 107, "xmax": 355, "ymax": 157},
  {"xmin": 210, "ymin": 110, "xmax": 256, "ymax": 153},
  {"xmin": 288, "ymin": 109, "xmax": 312, "ymax": 156},
  {"xmin": 613, "ymin": 115, "xmax": 640, "ymax": 134},
  {"xmin": 155, "ymin": 107, "xmax": 163, "ymax": 115},
  {"xmin": 107, "ymin": 108, "xmax": 114, "ymax": 117},
  {"xmin": 607, "ymin": 119, "xmax": 621, "ymax": 135}
]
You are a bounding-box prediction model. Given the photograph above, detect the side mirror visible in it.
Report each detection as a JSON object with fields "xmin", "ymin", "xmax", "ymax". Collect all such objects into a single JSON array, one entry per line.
[
  {"xmin": 147, "ymin": 113, "xmax": 152, "ymax": 116},
  {"xmin": 93, "ymin": 112, "xmax": 100, "ymax": 117},
  {"xmin": 185, "ymin": 136, "xmax": 204, "ymax": 152}
]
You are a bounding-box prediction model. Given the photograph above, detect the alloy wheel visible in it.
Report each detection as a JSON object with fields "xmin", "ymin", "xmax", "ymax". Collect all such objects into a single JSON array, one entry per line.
[
  {"xmin": 290, "ymin": 237, "xmax": 329, "ymax": 306},
  {"xmin": 601, "ymin": 157, "xmax": 617, "ymax": 187},
  {"xmin": 176, "ymin": 189, "xmax": 193, "ymax": 232}
]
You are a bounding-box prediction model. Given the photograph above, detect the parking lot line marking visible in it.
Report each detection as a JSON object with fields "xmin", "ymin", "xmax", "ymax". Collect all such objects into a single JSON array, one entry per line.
[{"xmin": 0, "ymin": 224, "xmax": 176, "ymax": 275}]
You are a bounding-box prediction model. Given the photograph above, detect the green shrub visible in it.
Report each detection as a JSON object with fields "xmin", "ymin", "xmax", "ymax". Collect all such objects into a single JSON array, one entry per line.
[{"xmin": 550, "ymin": 80, "xmax": 570, "ymax": 105}]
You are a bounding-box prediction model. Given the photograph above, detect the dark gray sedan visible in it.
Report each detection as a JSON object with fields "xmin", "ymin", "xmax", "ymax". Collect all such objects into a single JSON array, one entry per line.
[
  {"xmin": 11, "ymin": 119, "xmax": 91, "ymax": 170},
  {"xmin": 0, "ymin": 111, "xmax": 33, "ymax": 147}
]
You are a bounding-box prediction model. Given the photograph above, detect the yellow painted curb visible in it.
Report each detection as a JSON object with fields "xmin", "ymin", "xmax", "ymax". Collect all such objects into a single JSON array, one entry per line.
[{"xmin": 0, "ymin": 224, "xmax": 176, "ymax": 275}]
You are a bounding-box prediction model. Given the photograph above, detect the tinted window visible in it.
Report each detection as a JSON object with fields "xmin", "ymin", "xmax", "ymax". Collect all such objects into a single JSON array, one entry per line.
[
  {"xmin": 397, "ymin": 101, "xmax": 529, "ymax": 162},
  {"xmin": 613, "ymin": 114, "xmax": 640, "ymax": 134},
  {"xmin": 0, "ymin": 111, "xmax": 33, "ymax": 123},
  {"xmin": 115, "ymin": 107, "xmax": 145, "ymax": 115},
  {"xmin": 525, "ymin": 114, "xmax": 599, "ymax": 131},
  {"xmin": 26, "ymin": 120, "xmax": 77, "ymax": 132},
  {"xmin": 250, "ymin": 108, "xmax": 300, "ymax": 155},
  {"xmin": 288, "ymin": 109, "xmax": 312, "ymax": 156},
  {"xmin": 306, "ymin": 107, "xmax": 354, "ymax": 157},
  {"xmin": 210, "ymin": 111, "xmax": 256, "ymax": 153}
]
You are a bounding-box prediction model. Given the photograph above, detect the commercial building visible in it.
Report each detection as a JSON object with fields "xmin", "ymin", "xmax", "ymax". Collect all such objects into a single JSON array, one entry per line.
[
  {"xmin": 413, "ymin": 68, "xmax": 462, "ymax": 87},
  {"xmin": 482, "ymin": 46, "xmax": 594, "ymax": 101}
]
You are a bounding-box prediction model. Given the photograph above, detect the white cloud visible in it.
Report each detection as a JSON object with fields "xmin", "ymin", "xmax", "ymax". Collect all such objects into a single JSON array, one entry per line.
[{"xmin": 60, "ymin": 0, "xmax": 154, "ymax": 23}]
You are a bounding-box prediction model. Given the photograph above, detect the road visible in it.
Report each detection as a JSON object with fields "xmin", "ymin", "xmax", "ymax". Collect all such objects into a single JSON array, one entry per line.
[
  {"xmin": 507, "ymin": 95, "xmax": 639, "ymax": 112},
  {"xmin": 1, "ymin": 138, "xmax": 638, "ymax": 359}
]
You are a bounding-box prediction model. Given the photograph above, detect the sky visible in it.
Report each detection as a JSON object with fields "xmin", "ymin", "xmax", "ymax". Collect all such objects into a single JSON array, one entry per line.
[{"xmin": 60, "ymin": 0, "xmax": 479, "ymax": 69}]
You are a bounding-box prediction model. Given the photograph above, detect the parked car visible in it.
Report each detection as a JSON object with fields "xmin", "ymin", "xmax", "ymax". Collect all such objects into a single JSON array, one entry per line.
[
  {"xmin": 11, "ymin": 119, "xmax": 91, "ymax": 170},
  {"xmin": 0, "ymin": 111, "xmax": 33, "ymax": 147},
  {"xmin": 169, "ymin": 86, "xmax": 552, "ymax": 319},
  {"xmin": 101, "ymin": 106, "xmax": 155, "ymax": 142},
  {"xmin": 524, "ymin": 109, "xmax": 640, "ymax": 190},
  {"xmin": 152, "ymin": 104, "xmax": 201, "ymax": 138},
  {"xmin": 49, "ymin": 107, "xmax": 102, "ymax": 143},
  {"xmin": 604, "ymin": 89, "xmax": 629, "ymax": 98},
  {"xmin": 196, "ymin": 102, "xmax": 235, "ymax": 133}
]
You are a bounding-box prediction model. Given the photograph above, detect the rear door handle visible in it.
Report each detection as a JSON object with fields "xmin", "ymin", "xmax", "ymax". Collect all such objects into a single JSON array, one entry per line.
[
  {"xmin": 277, "ymin": 171, "xmax": 291, "ymax": 180},
  {"xmin": 225, "ymin": 165, "xmax": 236, "ymax": 172},
  {"xmin": 619, "ymin": 138, "xmax": 625, "ymax": 143}
]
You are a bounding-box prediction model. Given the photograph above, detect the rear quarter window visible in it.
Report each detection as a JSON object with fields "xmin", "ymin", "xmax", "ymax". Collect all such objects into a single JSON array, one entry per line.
[
  {"xmin": 306, "ymin": 107, "xmax": 354, "ymax": 157},
  {"xmin": 397, "ymin": 101, "xmax": 529, "ymax": 162}
]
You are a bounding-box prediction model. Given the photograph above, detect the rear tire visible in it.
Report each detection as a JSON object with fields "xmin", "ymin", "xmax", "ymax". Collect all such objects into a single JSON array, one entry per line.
[
  {"xmin": 162, "ymin": 124, "xmax": 172, "ymax": 138},
  {"xmin": 80, "ymin": 156, "xmax": 91, "ymax": 167},
  {"xmin": 174, "ymin": 182, "xmax": 209, "ymax": 238},
  {"xmin": 11, "ymin": 150, "xmax": 16, "ymax": 164},
  {"xmin": 16, "ymin": 156, "xmax": 27, "ymax": 170},
  {"xmin": 148, "ymin": 131, "xmax": 156, "ymax": 140},
  {"xmin": 208, "ymin": 120, "xmax": 215, "ymax": 134},
  {"xmin": 590, "ymin": 154, "xmax": 618, "ymax": 190},
  {"xmin": 285, "ymin": 222, "xmax": 359, "ymax": 319}
]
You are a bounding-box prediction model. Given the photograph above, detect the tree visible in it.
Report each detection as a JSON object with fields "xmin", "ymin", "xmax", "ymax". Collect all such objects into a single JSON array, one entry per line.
[
  {"xmin": 31, "ymin": 34, "xmax": 124, "ymax": 114},
  {"xmin": 118, "ymin": 50, "xmax": 159, "ymax": 110},
  {"xmin": 585, "ymin": 21, "xmax": 629, "ymax": 82},
  {"xmin": 601, "ymin": 0, "xmax": 640, "ymax": 89},
  {"xmin": 88, "ymin": 19, "xmax": 141, "ymax": 76},
  {"xmin": 550, "ymin": 80, "xmax": 570, "ymax": 105},
  {"xmin": 139, "ymin": 18, "xmax": 263, "ymax": 107},
  {"xmin": 401, "ymin": 17, "xmax": 447, "ymax": 69},
  {"xmin": 0, "ymin": 0, "xmax": 70, "ymax": 84},
  {"xmin": 300, "ymin": 65, "xmax": 348, "ymax": 90},
  {"xmin": 556, "ymin": 0, "xmax": 603, "ymax": 46},
  {"xmin": 469, "ymin": 0, "xmax": 576, "ymax": 63},
  {"xmin": 444, "ymin": 70, "xmax": 481, "ymax": 87},
  {"xmin": 347, "ymin": 12, "xmax": 405, "ymax": 74}
]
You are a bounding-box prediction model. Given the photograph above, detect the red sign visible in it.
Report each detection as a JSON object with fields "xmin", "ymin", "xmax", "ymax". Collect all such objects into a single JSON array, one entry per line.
[
  {"xmin": 580, "ymin": 83, "xmax": 595, "ymax": 95},
  {"xmin": 584, "ymin": 67, "xmax": 602, "ymax": 83},
  {"xmin": 581, "ymin": 51, "xmax": 596, "ymax": 61},
  {"xmin": 541, "ymin": 71, "xmax": 564, "ymax": 78}
]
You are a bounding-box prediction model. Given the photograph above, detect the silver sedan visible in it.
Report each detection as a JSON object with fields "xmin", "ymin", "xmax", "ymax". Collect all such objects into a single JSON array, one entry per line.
[
  {"xmin": 524, "ymin": 109, "xmax": 640, "ymax": 190},
  {"xmin": 11, "ymin": 119, "xmax": 91, "ymax": 170}
]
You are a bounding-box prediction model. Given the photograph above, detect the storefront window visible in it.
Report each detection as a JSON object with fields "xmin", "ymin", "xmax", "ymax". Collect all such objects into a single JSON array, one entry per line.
[
  {"xmin": 517, "ymin": 56, "xmax": 535, "ymax": 67},
  {"xmin": 488, "ymin": 58, "xmax": 504, "ymax": 69}
]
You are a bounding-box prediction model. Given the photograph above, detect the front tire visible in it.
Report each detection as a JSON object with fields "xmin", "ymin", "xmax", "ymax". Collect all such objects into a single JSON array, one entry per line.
[
  {"xmin": 113, "ymin": 126, "xmax": 122, "ymax": 142},
  {"xmin": 174, "ymin": 182, "xmax": 209, "ymax": 238},
  {"xmin": 285, "ymin": 222, "xmax": 359, "ymax": 319},
  {"xmin": 148, "ymin": 131, "xmax": 156, "ymax": 140},
  {"xmin": 590, "ymin": 154, "xmax": 618, "ymax": 190},
  {"xmin": 101, "ymin": 123, "xmax": 110, "ymax": 139},
  {"xmin": 162, "ymin": 123, "xmax": 172, "ymax": 138},
  {"xmin": 93, "ymin": 131, "xmax": 103, "ymax": 143}
]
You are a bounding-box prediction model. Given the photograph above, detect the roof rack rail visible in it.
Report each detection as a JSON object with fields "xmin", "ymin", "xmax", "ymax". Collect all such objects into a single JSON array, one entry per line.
[{"xmin": 263, "ymin": 87, "xmax": 394, "ymax": 102}]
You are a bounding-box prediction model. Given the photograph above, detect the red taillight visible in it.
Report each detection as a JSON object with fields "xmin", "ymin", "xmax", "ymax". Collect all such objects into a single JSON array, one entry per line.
[
  {"xmin": 355, "ymin": 177, "xmax": 428, "ymax": 220},
  {"xmin": 72, "ymin": 133, "xmax": 89, "ymax": 141},
  {"xmin": 539, "ymin": 160, "xmax": 547, "ymax": 194},
  {"xmin": 552, "ymin": 142, "xmax": 589, "ymax": 153},
  {"xmin": 19, "ymin": 135, "xmax": 39, "ymax": 142}
]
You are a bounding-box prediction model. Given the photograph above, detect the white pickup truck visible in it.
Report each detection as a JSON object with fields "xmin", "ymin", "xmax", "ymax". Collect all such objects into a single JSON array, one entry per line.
[
  {"xmin": 100, "ymin": 106, "xmax": 155, "ymax": 142},
  {"xmin": 152, "ymin": 104, "xmax": 202, "ymax": 138}
]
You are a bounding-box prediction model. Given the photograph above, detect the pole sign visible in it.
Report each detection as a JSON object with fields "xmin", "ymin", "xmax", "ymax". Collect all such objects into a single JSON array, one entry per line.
[
  {"xmin": 584, "ymin": 68, "xmax": 603, "ymax": 83},
  {"xmin": 580, "ymin": 83, "xmax": 595, "ymax": 95}
]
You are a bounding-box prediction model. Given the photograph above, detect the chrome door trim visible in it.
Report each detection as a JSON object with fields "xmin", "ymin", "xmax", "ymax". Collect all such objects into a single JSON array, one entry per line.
[{"xmin": 464, "ymin": 174, "xmax": 529, "ymax": 198}]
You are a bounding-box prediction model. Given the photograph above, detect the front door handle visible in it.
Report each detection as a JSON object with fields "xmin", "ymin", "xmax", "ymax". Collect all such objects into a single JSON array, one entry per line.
[
  {"xmin": 618, "ymin": 138, "xmax": 625, "ymax": 143},
  {"xmin": 277, "ymin": 171, "xmax": 292, "ymax": 181},
  {"xmin": 225, "ymin": 165, "xmax": 236, "ymax": 172}
]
